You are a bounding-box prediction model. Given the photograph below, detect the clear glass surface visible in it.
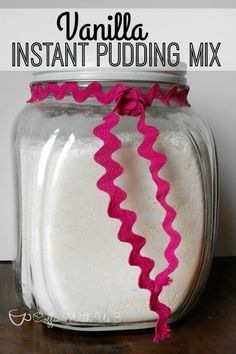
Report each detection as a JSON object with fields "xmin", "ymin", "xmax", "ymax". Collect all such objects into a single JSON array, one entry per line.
[{"xmin": 12, "ymin": 84, "xmax": 218, "ymax": 331}]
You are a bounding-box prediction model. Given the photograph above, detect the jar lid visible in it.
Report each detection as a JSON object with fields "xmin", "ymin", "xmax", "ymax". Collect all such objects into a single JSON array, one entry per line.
[{"xmin": 32, "ymin": 61, "xmax": 187, "ymax": 85}]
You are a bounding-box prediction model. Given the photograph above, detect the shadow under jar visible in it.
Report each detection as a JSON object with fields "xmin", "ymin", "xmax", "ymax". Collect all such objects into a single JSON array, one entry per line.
[{"xmin": 13, "ymin": 69, "xmax": 218, "ymax": 332}]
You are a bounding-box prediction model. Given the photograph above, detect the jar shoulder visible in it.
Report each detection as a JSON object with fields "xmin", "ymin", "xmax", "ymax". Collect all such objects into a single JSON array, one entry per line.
[{"xmin": 14, "ymin": 100, "xmax": 216, "ymax": 162}]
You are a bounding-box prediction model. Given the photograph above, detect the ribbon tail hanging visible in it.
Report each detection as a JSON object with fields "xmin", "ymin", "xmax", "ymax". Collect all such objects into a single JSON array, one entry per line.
[
  {"xmin": 93, "ymin": 110, "xmax": 163, "ymax": 336},
  {"xmin": 136, "ymin": 107, "xmax": 181, "ymax": 342},
  {"xmin": 93, "ymin": 106, "xmax": 180, "ymax": 344}
]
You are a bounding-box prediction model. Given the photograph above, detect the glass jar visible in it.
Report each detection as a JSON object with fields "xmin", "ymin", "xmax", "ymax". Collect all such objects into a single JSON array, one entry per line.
[{"xmin": 13, "ymin": 69, "xmax": 218, "ymax": 333}]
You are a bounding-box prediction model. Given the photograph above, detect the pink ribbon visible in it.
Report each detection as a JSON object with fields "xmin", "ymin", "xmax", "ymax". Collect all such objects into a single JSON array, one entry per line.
[{"xmin": 28, "ymin": 81, "xmax": 190, "ymax": 343}]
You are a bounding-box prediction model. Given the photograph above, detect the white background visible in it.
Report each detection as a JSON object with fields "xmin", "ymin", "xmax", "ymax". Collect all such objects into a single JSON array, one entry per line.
[
  {"xmin": 0, "ymin": 1, "xmax": 236, "ymax": 259},
  {"xmin": 0, "ymin": 9, "xmax": 236, "ymax": 71}
]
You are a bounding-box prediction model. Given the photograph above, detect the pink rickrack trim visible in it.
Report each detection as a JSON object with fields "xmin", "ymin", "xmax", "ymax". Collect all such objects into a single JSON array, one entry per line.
[
  {"xmin": 28, "ymin": 81, "xmax": 190, "ymax": 107},
  {"xmin": 28, "ymin": 81, "xmax": 190, "ymax": 343}
]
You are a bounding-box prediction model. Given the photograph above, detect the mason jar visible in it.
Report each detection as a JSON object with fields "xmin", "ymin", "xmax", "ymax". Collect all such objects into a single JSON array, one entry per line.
[{"xmin": 12, "ymin": 68, "xmax": 218, "ymax": 334}]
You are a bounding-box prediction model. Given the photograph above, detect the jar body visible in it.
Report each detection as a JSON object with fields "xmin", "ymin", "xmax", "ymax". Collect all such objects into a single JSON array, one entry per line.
[{"xmin": 13, "ymin": 87, "xmax": 218, "ymax": 330}]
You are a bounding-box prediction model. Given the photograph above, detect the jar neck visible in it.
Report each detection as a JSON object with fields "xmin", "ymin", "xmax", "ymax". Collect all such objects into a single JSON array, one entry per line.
[
  {"xmin": 37, "ymin": 80, "xmax": 186, "ymax": 93},
  {"xmin": 40, "ymin": 92, "xmax": 185, "ymax": 110}
]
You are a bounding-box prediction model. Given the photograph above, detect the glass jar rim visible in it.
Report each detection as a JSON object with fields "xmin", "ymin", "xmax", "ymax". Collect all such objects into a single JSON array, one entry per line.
[{"xmin": 32, "ymin": 64, "xmax": 187, "ymax": 86}]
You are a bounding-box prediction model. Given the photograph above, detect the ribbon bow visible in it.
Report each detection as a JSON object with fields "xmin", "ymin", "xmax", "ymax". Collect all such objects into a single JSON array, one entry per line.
[{"xmin": 114, "ymin": 87, "xmax": 147, "ymax": 116}]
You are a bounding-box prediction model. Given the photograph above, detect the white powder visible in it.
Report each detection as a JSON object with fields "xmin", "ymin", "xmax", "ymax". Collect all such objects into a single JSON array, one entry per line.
[{"xmin": 19, "ymin": 129, "xmax": 204, "ymax": 325}]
